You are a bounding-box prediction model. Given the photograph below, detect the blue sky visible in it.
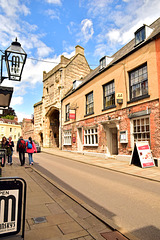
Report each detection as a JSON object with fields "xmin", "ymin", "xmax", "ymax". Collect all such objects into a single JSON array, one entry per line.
[{"xmin": 0, "ymin": 0, "xmax": 160, "ymax": 121}]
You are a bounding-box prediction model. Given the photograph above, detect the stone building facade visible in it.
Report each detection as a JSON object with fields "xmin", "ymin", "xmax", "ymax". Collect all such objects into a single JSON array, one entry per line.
[
  {"xmin": 22, "ymin": 118, "xmax": 34, "ymax": 140},
  {"xmin": 61, "ymin": 18, "xmax": 160, "ymax": 161},
  {"xmin": 34, "ymin": 45, "xmax": 91, "ymax": 147}
]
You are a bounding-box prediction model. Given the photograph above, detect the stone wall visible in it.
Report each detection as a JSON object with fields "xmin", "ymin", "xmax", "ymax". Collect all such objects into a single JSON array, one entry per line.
[
  {"xmin": 34, "ymin": 45, "xmax": 91, "ymax": 148},
  {"xmin": 22, "ymin": 118, "xmax": 34, "ymax": 140}
]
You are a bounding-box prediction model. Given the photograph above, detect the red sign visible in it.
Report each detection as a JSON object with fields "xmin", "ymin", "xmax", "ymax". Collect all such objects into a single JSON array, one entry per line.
[
  {"xmin": 131, "ymin": 141, "xmax": 155, "ymax": 168},
  {"xmin": 69, "ymin": 109, "xmax": 75, "ymax": 119}
]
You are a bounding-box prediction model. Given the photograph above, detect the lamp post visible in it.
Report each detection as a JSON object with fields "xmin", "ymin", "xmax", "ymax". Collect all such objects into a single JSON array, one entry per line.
[
  {"xmin": 1, "ymin": 38, "xmax": 27, "ymax": 83},
  {"xmin": 0, "ymin": 38, "xmax": 27, "ymax": 109}
]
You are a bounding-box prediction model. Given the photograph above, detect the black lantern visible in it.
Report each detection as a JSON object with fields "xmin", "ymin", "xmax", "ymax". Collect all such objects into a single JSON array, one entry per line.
[
  {"xmin": 0, "ymin": 86, "xmax": 13, "ymax": 108},
  {"xmin": 4, "ymin": 38, "xmax": 27, "ymax": 82}
]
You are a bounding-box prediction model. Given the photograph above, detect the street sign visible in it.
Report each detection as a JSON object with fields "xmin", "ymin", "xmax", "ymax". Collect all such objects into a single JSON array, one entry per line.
[
  {"xmin": 130, "ymin": 141, "xmax": 155, "ymax": 168},
  {"xmin": 0, "ymin": 178, "xmax": 26, "ymax": 239}
]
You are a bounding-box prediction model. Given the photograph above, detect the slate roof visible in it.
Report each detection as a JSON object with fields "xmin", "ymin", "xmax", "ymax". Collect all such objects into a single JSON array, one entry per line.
[
  {"xmin": 0, "ymin": 118, "xmax": 19, "ymax": 125},
  {"xmin": 63, "ymin": 17, "xmax": 160, "ymax": 100}
]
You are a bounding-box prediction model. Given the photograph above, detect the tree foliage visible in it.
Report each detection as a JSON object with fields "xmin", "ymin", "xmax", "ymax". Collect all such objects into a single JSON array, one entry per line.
[{"xmin": 1, "ymin": 115, "xmax": 15, "ymax": 120}]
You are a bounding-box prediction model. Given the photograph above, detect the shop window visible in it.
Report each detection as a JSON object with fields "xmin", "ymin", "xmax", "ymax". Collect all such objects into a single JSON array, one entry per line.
[
  {"xmin": 84, "ymin": 128, "xmax": 98, "ymax": 146},
  {"xmin": 65, "ymin": 104, "xmax": 70, "ymax": 121},
  {"xmin": 103, "ymin": 80, "xmax": 115, "ymax": 109},
  {"xmin": 131, "ymin": 116, "xmax": 150, "ymax": 146},
  {"xmin": 129, "ymin": 63, "xmax": 148, "ymax": 101},
  {"xmin": 86, "ymin": 91, "xmax": 94, "ymax": 115},
  {"xmin": 64, "ymin": 130, "xmax": 72, "ymax": 145}
]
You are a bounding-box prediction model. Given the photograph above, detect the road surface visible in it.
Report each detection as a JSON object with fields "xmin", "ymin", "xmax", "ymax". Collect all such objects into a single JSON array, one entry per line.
[{"xmin": 20, "ymin": 152, "xmax": 160, "ymax": 240}]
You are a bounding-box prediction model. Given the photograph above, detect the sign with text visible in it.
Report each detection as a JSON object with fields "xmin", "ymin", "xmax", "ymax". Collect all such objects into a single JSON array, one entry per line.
[
  {"xmin": 130, "ymin": 141, "xmax": 155, "ymax": 168},
  {"xmin": 0, "ymin": 180, "xmax": 23, "ymax": 237},
  {"xmin": 116, "ymin": 93, "xmax": 123, "ymax": 104},
  {"xmin": 69, "ymin": 109, "xmax": 76, "ymax": 119}
]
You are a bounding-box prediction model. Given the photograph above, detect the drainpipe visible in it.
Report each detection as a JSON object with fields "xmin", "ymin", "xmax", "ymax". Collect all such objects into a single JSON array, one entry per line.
[{"xmin": 59, "ymin": 68, "xmax": 63, "ymax": 149}]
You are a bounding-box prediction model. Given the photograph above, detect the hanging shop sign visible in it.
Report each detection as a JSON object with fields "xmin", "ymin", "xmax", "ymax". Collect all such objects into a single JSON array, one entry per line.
[
  {"xmin": 130, "ymin": 141, "xmax": 155, "ymax": 168},
  {"xmin": 69, "ymin": 109, "xmax": 76, "ymax": 119}
]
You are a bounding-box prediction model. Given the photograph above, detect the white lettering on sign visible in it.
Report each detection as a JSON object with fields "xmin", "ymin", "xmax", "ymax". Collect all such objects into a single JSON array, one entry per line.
[{"xmin": 0, "ymin": 190, "xmax": 19, "ymax": 234}]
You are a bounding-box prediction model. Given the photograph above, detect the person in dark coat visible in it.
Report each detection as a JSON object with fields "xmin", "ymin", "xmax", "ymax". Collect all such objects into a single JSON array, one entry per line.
[
  {"xmin": 1, "ymin": 136, "xmax": 11, "ymax": 166},
  {"xmin": 8, "ymin": 136, "xmax": 14, "ymax": 165},
  {"xmin": 17, "ymin": 136, "xmax": 26, "ymax": 166}
]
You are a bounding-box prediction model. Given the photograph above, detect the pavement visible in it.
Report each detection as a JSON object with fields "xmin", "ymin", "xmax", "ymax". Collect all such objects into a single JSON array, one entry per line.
[{"xmin": 1, "ymin": 148, "xmax": 160, "ymax": 240}]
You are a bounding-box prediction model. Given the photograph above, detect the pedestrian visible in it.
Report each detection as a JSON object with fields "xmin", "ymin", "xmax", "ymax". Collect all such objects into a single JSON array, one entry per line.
[
  {"xmin": 8, "ymin": 136, "xmax": 14, "ymax": 165},
  {"xmin": 26, "ymin": 137, "xmax": 37, "ymax": 165},
  {"xmin": 1, "ymin": 136, "xmax": 11, "ymax": 166},
  {"xmin": 17, "ymin": 136, "xmax": 26, "ymax": 166}
]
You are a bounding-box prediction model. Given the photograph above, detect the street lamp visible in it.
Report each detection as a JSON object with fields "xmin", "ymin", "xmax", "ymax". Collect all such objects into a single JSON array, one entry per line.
[
  {"xmin": 1, "ymin": 38, "xmax": 27, "ymax": 83},
  {"xmin": 0, "ymin": 86, "xmax": 13, "ymax": 108},
  {"xmin": 0, "ymin": 38, "xmax": 27, "ymax": 109}
]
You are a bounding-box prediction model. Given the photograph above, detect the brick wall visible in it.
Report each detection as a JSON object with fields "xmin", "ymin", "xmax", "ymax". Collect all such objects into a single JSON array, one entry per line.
[{"xmin": 63, "ymin": 100, "xmax": 160, "ymax": 158}]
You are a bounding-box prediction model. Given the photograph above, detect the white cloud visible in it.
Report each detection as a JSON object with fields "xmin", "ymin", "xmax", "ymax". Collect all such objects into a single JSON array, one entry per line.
[
  {"xmin": 107, "ymin": 29, "xmax": 121, "ymax": 43},
  {"xmin": 86, "ymin": 0, "xmax": 112, "ymax": 17},
  {"xmin": 0, "ymin": 0, "xmax": 30, "ymax": 17},
  {"xmin": 78, "ymin": 19, "xmax": 94, "ymax": 44},
  {"xmin": 45, "ymin": 0, "xmax": 62, "ymax": 5},
  {"xmin": 45, "ymin": 9, "xmax": 60, "ymax": 20},
  {"xmin": 16, "ymin": 111, "xmax": 32, "ymax": 122},
  {"xmin": 11, "ymin": 96, "xmax": 23, "ymax": 106}
]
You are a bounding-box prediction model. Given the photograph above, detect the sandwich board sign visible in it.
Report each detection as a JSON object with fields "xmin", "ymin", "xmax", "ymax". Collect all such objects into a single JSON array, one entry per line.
[
  {"xmin": 0, "ymin": 178, "xmax": 26, "ymax": 239},
  {"xmin": 130, "ymin": 141, "xmax": 155, "ymax": 168}
]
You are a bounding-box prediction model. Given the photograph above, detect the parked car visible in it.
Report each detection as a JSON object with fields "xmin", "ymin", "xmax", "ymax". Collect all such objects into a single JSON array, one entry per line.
[
  {"xmin": 33, "ymin": 141, "xmax": 41, "ymax": 153},
  {"xmin": 24, "ymin": 140, "xmax": 41, "ymax": 153}
]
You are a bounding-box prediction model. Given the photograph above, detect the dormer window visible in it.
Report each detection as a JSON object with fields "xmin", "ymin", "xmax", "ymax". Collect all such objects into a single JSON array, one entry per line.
[
  {"xmin": 135, "ymin": 25, "xmax": 153, "ymax": 46},
  {"xmin": 100, "ymin": 57, "xmax": 106, "ymax": 69},
  {"xmin": 100, "ymin": 56, "xmax": 113, "ymax": 70},
  {"xmin": 73, "ymin": 80, "xmax": 83, "ymax": 90}
]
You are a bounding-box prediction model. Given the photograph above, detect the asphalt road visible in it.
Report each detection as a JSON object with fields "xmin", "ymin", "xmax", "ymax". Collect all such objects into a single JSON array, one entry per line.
[{"xmin": 32, "ymin": 152, "xmax": 160, "ymax": 240}]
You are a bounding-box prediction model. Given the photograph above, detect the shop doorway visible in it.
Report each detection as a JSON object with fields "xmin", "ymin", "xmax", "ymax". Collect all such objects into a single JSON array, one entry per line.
[{"xmin": 105, "ymin": 125, "xmax": 118, "ymax": 156}]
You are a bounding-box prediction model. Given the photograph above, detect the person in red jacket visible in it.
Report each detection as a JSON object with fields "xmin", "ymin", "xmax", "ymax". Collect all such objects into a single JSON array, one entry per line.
[{"xmin": 26, "ymin": 137, "xmax": 37, "ymax": 165}]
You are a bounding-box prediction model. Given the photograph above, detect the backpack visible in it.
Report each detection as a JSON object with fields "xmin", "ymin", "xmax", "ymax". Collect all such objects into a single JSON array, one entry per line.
[
  {"xmin": 27, "ymin": 141, "xmax": 32, "ymax": 149},
  {"xmin": 19, "ymin": 139, "xmax": 26, "ymax": 150}
]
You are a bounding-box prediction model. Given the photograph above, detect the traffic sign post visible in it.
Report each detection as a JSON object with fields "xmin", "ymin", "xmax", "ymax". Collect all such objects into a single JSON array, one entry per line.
[{"xmin": 0, "ymin": 177, "xmax": 27, "ymax": 239}]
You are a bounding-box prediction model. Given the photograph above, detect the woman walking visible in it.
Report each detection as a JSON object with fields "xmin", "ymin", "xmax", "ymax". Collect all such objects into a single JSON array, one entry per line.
[{"xmin": 26, "ymin": 137, "xmax": 37, "ymax": 165}]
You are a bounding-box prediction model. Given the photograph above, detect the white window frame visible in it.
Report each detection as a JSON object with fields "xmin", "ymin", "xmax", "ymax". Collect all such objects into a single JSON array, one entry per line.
[
  {"xmin": 131, "ymin": 116, "xmax": 150, "ymax": 148},
  {"xmin": 63, "ymin": 130, "xmax": 72, "ymax": 145},
  {"xmin": 84, "ymin": 128, "xmax": 98, "ymax": 146}
]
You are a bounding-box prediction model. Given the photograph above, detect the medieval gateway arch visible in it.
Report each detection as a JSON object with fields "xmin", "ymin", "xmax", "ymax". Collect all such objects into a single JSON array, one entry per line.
[{"xmin": 34, "ymin": 45, "xmax": 91, "ymax": 148}]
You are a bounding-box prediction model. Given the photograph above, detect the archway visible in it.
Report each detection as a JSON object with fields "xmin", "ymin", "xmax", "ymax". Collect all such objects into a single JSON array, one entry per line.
[
  {"xmin": 48, "ymin": 109, "xmax": 59, "ymax": 148},
  {"xmin": 39, "ymin": 132, "xmax": 43, "ymax": 146}
]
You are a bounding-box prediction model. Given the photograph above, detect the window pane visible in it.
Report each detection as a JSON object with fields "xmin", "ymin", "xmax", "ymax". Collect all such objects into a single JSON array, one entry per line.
[
  {"xmin": 86, "ymin": 92, "xmax": 94, "ymax": 114},
  {"xmin": 132, "ymin": 117, "xmax": 150, "ymax": 144},
  {"xmin": 84, "ymin": 128, "xmax": 98, "ymax": 145},
  {"xmin": 104, "ymin": 81, "xmax": 115, "ymax": 108},
  {"xmin": 130, "ymin": 64, "xmax": 148, "ymax": 100}
]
